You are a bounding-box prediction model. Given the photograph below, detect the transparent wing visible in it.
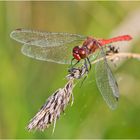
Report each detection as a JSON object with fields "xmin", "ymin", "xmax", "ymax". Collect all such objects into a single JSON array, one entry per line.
[
  {"xmin": 10, "ymin": 28, "xmax": 86, "ymax": 48},
  {"xmin": 21, "ymin": 39, "xmax": 83, "ymax": 64},
  {"xmin": 95, "ymin": 46, "xmax": 119, "ymax": 110}
]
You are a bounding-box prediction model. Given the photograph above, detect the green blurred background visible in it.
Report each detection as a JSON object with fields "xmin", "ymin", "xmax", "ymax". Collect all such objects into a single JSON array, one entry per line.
[{"xmin": 1, "ymin": 1, "xmax": 140, "ymax": 139}]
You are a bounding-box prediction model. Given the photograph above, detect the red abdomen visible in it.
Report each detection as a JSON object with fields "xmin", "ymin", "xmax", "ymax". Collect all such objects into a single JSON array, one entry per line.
[{"xmin": 99, "ymin": 35, "xmax": 132, "ymax": 46}]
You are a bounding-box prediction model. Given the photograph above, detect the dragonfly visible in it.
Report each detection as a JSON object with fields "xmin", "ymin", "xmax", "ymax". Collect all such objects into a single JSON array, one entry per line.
[{"xmin": 10, "ymin": 28, "xmax": 132, "ymax": 110}]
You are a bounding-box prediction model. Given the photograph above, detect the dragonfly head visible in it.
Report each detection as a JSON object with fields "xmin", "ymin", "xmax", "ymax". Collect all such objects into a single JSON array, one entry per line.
[
  {"xmin": 73, "ymin": 46, "xmax": 81, "ymax": 61},
  {"xmin": 73, "ymin": 46, "xmax": 88, "ymax": 61}
]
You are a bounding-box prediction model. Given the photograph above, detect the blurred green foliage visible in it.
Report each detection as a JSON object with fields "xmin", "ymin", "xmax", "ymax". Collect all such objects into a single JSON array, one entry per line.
[{"xmin": 0, "ymin": 1, "xmax": 140, "ymax": 139}]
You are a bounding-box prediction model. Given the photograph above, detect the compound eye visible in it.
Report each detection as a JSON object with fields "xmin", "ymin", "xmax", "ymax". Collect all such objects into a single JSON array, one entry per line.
[
  {"xmin": 72, "ymin": 46, "xmax": 81, "ymax": 61},
  {"xmin": 78, "ymin": 48, "xmax": 86, "ymax": 55},
  {"xmin": 73, "ymin": 46, "xmax": 80, "ymax": 53},
  {"xmin": 73, "ymin": 53, "xmax": 81, "ymax": 61},
  {"xmin": 78, "ymin": 48, "xmax": 87, "ymax": 59}
]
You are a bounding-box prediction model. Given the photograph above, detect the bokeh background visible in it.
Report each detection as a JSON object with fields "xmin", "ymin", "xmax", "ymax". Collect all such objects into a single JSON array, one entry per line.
[{"xmin": 1, "ymin": 1, "xmax": 140, "ymax": 139}]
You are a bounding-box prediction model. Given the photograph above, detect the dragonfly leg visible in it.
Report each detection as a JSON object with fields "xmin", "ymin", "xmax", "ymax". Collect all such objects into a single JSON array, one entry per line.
[
  {"xmin": 68, "ymin": 58, "xmax": 80, "ymax": 74},
  {"xmin": 79, "ymin": 59, "xmax": 91, "ymax": 87},
  {"xmin": 87, "ymin": 57, "xmax": 92, "ymax": 71},
  {"xmin": 70, "ymin": 58, "xmax": 75, "ymax": 67},
  {"xmin": 70, "ymin": 58, "xmax": 80, "ymax": 68},
  {"xmin": 83, "ymin": 57, "xmax": 92, "ymax": 73},
  {"xmin": 84, "ymin": 59, "xmax": 89, "ymax": 72}
]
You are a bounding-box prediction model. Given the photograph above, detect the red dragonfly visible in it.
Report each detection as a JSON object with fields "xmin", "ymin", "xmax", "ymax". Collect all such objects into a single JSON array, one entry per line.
[{"xmin": 10, "ymin": 29, "xmax": 132, "ymax": 110}]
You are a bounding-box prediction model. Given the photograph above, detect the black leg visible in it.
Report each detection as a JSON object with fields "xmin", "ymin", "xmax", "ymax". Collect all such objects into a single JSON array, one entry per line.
[
  {"xmin": 70, "ymin": 58, "xmax": 75, "ymax": 67},
  {"xmin": 69, "ymin": 58, "xmax": 80, "ymax": 72},
  {"xmin": 71, "ymin": 59, "xmax": 80, "ymax": 68},
  {"xmin": 79, "ymin": 59, "xmax": 89, "ymax": 87},
  {"xmin": 87, "ymin": 57, "xmax": 92, "ymax": 70},
  {"xmin": 84, "ymin": 59, "xmax": 89, "ymax": 72}
]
